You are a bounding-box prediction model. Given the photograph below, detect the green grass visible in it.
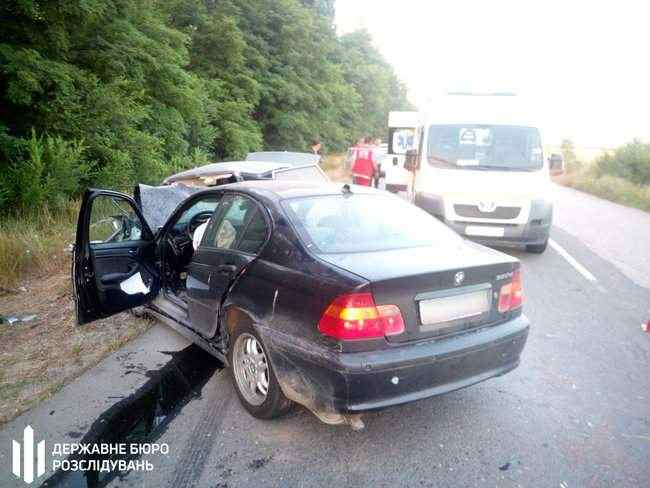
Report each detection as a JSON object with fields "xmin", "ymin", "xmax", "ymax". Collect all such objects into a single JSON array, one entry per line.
[
  {"xmin": 0, "ymin": 201, "xmax": 78, "ymax": 289},
  {"xmin": 561, "ymin": 171, "xmax": 650, "ymax": 212}
]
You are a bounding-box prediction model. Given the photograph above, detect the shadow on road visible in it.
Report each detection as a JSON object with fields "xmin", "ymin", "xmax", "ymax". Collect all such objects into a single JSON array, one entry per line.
[{"xmin": 39, "ymin": 345, "xmax": 223, "ymax": 488}]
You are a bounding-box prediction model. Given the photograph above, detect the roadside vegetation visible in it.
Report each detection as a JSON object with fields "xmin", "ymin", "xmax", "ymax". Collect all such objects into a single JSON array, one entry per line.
[
  {"xmin": 556, "ymin": 139, "xmax": 650, "ymax": 212},
  {"xmin": 0, "ymin": 201, "xmax": 77, "ymax": 290},
  {"xmin": 0, "ymin": 0, "xmax": 411, "ymax": 215}
]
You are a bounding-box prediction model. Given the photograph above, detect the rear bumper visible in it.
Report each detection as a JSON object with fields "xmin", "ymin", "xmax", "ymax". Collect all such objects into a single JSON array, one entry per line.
[
  {"xmin": 415, "ymin": 193, "xmax": 551, "ymax": 248},
  {"xmin": 262, "ymin": 315, "xmax": 530, "ymax": 415}
]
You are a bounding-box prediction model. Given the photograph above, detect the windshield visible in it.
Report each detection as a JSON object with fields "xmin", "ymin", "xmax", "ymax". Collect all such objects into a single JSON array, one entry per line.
[
  {"xmin": 282, "ymin": 194, "xmax": 459, "ymax": 254},
  {"xmin": 427, "ymin": 125, "xmax": 543, "ymax": 171}
]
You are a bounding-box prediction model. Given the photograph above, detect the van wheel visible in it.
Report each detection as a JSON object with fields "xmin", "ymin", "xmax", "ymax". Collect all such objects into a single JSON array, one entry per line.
[
  {"xmin": 229, "ymin": 323, "xmax": 293, "ymax": 419},
  {"xmin": 526, "ymin": 240, "xmax": 548, "ymax": 254}
]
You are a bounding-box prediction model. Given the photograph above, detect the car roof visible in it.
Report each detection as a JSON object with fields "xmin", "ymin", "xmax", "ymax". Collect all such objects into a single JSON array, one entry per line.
[
  {"xmin": 215, "ymin": 180, "xmax": 383, "ymax": 201},
  {"xmin": 163, "ymin": 160, "xmax": 291, "ymax": 184}
]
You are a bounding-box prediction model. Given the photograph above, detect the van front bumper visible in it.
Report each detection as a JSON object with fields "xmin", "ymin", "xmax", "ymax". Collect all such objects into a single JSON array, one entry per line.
[
  {"xmin": 415, "ymin": 193, "xmax": 552, "ymax": 248},
  {"xmin": 262, "ymin": 314, "xmax": 530, "ymax": 415},
  {"xmin": 445, "ymin": 220, "xmax": 551, "ymax": 248}
]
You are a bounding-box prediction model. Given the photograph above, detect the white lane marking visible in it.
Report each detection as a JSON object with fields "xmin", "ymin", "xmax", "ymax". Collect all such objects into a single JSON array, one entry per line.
[{"xmin": 549, "ymin": 238, "xmax": 597, "ymax": 282}]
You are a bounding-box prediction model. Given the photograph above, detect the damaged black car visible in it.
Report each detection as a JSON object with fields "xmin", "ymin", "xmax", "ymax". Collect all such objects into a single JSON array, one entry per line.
[{"xmin": 72, "ymin": 181, "xmax": 529, "ymax": 429}]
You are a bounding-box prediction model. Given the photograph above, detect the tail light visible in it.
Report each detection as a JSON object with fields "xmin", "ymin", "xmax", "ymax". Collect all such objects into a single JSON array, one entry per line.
[
  {"xmin": 498, "ymin": 268, "xmax": 523, "ymax": 313},
  {"xmin": 318, "ymin": 293, "xmax": 405, "ymax": 340}
]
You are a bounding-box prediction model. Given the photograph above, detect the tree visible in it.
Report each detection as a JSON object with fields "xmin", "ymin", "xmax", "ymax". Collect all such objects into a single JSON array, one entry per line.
[
  {"xmin": 0, "ymin": 0, "xmax": 413, "ymax": 212},
  {"xmin": 338, "ymin": 30, "xmax": 414, "ymax": 141}
]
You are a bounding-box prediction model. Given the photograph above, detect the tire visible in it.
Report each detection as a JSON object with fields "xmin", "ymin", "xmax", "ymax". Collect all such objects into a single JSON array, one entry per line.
[
  {"xmin": 228, "ymin": 323, "xmax": 293, "ymax": 419},
  {"xmin": 526, "ymin": 240, "xmax": 548, "ymax": 254}
]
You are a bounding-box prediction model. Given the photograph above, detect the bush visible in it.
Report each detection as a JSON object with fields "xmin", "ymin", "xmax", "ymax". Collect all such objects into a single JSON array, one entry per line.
[
  {"xmin": 0, "ymin": 130, "xmax": 90, "ymax": 212},
  {"xmin": 595, "ymin": 139, "xmax": 650, "ymax": 185}
]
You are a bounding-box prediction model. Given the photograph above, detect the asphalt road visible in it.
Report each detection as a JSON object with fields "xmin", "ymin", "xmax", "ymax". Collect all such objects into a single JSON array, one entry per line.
[{"xmin": 1, "ymin": 184, "xmax": 649, "ymax": 487}]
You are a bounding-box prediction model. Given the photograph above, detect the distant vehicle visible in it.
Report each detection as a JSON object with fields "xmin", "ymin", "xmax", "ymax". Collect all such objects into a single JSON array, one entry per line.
[
  {"xmin": 385, "ymin": 95, "xmax": 561, "ymax": 253},
  {"xmin": 72, "ymin": 181, "xmax": 529, "ymax": 428},
  {"xmin": 382, "ymin": 111, "xmax": 418, "ymax": 192}
]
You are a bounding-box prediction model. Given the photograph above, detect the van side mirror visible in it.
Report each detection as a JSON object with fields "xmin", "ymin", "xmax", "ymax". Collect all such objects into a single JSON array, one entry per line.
[
  {"xmin": 404, "ymin": 149, "xmax": 419, "ymax": 172},
  {"xmin": 548, "ymin": 153, "xmax": 564, "ymax": 175}
]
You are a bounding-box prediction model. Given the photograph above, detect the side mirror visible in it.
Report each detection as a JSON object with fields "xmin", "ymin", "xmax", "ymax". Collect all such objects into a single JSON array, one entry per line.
[
  {"xmin": 404, "ymin": 149, "xmax": 419, "ymax": 172},
  {"xmin": 548, "ymin": 153, "xmax": 564, "ymax": 175}
]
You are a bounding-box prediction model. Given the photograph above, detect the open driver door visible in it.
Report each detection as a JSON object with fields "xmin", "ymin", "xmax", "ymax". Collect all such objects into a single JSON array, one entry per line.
[{"xmin": 73, "ymin": 189, "xmax": 160, "ymax": 325}]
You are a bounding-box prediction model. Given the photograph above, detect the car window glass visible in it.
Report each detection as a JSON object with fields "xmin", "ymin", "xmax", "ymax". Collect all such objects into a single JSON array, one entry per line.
[
  {"xmin": 206, "ymin": 195, "xmax": 256, "ymax": 250},
  {"xmin": 236, "ymin": 209, "xmax": 268, "ymax": 254},
  {"xmin": 89, "ymin": 195, "xmax": 144, "ymax": 244},
  {"xmin": 283, "ymin": 194, "xmax": 460, "ymax": 253},
  {"xmin": 175, "ymin": 198, "xmax": 220, "ymax": 227}
]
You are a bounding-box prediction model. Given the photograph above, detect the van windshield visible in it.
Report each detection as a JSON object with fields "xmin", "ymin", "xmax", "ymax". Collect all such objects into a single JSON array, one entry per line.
[{"xmin": 427, "ymin": 125, "xmax": 543, "ymax": 171}]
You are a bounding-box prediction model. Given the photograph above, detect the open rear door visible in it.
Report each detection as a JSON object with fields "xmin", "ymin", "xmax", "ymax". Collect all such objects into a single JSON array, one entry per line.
[{"xmin": 73, "ymin": 189, "xmax": 160, "ymax": 325}]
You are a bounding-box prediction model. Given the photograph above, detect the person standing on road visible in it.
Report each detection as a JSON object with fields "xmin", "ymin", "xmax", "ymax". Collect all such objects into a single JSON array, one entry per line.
[
  {"xmin": 351, "ymin": 136, "xmax": 377, "ymax": 186},
  {"xmin": 310, "ymin": 138, "xmax": 322, "ymax": 156}
]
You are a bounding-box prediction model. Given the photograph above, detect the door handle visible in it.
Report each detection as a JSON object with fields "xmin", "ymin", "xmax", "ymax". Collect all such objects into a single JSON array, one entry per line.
[{"xmin": 217, "ymin": 264, "xmax": 237, "ymax": 276}]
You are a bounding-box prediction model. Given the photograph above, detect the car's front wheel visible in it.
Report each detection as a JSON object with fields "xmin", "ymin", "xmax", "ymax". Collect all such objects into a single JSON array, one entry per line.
[{"xmin": 228, "ymin": 323, "xmax": 293, "ymax": 419}]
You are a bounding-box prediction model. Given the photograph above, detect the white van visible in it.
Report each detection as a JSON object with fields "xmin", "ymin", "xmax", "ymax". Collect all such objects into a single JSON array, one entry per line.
[{"xmin": 386, "ymin": 95, "xmax": 561, "ymax": 253}]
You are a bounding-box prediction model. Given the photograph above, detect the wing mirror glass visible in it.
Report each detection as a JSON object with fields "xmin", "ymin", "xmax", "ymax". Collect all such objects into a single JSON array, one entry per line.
[{"xmin": 549, "ymin": 153, "xmax": 564, "ymax": 175}]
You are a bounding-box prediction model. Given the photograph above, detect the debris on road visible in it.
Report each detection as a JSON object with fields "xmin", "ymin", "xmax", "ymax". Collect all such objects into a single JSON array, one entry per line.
[
  {"xmin": 641, "ymin": 320, "xmax": 649, "ymax": 332},
  {"xmin": 0, "ymin": 313, "xmax": 38, "ymax": 325},
  {"xmin": 499, "ymin": 462, "xmax": 511, "ymax": 471},
  {"xmin": 248, "ymin": 455, "xmax": 273, "ymax": 470}
]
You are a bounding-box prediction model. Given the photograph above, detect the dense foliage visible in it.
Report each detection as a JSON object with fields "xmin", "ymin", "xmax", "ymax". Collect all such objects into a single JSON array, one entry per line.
[
  {"xmin": 0, "ymin": 0, "xmax": 412, "ymax": 212},
  {"xmin": 595, "ymin": 139, "xmax": 650, "ymax": 186}
]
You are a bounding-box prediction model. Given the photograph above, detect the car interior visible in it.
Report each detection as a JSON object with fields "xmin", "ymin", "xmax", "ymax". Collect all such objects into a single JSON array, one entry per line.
[
  {"xmin": 160, "ymin": 194, "xmax": 269, "ymax": 306},
  {"xmin": 162, "ymin": 197, "xmax": 220, "ymax": 302}
]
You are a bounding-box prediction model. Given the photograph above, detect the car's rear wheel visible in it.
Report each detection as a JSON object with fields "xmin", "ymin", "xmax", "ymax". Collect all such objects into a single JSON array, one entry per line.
[
  {"xmin": 229, "ymin": 324, "xmax": 292, "ymax": 419},
  {"xmin": 526, "ymin": 239, "xmax": 548, "ymax": 254}
]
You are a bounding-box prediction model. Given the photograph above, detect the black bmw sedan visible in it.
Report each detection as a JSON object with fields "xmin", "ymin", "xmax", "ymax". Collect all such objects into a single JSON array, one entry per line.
[{"xmin": 72, "ymin": 181, "xmax": 529, "ymax": 428}]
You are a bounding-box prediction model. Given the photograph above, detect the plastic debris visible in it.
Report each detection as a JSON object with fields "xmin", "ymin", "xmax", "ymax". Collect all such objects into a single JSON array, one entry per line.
[
  {"xmin": 642, "ymin": 321, "xmax": 650, "ymax": 332},
  {"xmin": 1, "ymin": 314, "xmax": 38, "ymax": 325}
]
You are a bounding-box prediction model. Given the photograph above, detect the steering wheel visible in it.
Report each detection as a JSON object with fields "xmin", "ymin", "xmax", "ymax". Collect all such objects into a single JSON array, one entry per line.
[{"xmin": 187, "ymin": 211, "xmax": 214, "ymax": 238}]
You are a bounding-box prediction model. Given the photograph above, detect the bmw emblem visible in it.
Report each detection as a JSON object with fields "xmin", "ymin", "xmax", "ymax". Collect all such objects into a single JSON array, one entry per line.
[{"xmin": 454, "ymin": 271, "xmax": 465, "ymax": 286}]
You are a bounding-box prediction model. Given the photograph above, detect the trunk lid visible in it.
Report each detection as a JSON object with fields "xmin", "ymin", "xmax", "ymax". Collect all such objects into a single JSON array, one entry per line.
[{"xmin": 319, "ymin": 240, "xmax": 518, "ymax": 343}]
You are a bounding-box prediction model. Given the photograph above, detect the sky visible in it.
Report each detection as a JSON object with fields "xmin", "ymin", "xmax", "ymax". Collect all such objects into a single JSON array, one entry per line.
[{"xmin": 335, "ymin": 0, "xmax": 650, "ymax": 147}]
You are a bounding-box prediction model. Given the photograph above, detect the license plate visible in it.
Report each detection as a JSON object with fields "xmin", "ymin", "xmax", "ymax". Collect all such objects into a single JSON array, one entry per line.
[
  {"xmin": 419, "ymin": 289, "xmax": 491, "ymax": 326},
  {"xmin": 465, "ymin": 225, "xmax": 505, "ymax": 237}
]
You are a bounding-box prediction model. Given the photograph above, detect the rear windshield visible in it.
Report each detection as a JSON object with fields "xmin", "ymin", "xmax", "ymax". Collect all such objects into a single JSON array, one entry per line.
[
  {"xmin": 282, "ymin": 194, "xmax": 458, "ymax": 253},
  {"xmin": 427, "ymin": 124, "xmax": 543, "ymax": 171}
]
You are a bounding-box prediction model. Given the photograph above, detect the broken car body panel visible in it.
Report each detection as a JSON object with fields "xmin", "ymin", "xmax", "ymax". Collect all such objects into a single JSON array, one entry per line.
[{"xmin": 162, "ymin": 152, "xmax": 327, "ymax": 187}]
